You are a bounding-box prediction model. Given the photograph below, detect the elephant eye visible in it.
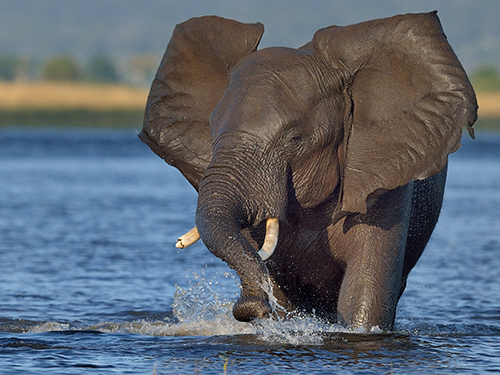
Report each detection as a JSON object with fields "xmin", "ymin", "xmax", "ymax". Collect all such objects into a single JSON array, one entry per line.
[
  {"xmin": 285, "ymin": 125, "xmax": 306, "ymax": 153},
  {"xmin": 288, "ymin": 134, "xmax": 304, "ymax": 154}
]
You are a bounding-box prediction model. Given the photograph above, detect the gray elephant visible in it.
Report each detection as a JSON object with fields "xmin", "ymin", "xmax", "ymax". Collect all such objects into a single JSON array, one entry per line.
[{"xmin": 140, "ymin": 12, "xmax": 477, "ymax": 331}]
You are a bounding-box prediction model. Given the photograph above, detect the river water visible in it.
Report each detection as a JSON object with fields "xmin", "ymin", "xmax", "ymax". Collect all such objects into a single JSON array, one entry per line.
[{"xmin": 0, "ymin": 127, "xmax": 499, "ymax": 374}]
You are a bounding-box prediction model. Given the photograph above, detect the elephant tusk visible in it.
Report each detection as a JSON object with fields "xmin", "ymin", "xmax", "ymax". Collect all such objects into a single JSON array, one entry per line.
[
  {"xmin": 175, "ymin": 226, "xmax": 200, "ymax": 249},
  {"xmin": 258, "ymin": 218, "xmax": 279, "ymax": 260}
]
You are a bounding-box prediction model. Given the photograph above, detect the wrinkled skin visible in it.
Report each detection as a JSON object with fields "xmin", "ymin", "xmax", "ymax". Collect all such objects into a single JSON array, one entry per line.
[{"xmin": 140, "ymin": 12, "xmax": 477, "ymax": 330}]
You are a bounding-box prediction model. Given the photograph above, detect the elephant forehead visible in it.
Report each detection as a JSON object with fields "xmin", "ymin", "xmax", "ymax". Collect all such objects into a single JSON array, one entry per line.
[
  {"xmin": 231, "ymin": 47, "xmax": 318, "ymax": 90},
  {"xmin": 210, "ymin": 48, "xmax": 321, "ymax": 137},
  {"xmin": 209, "ymin": 83, "xmax": 288, "ymax": 139}
]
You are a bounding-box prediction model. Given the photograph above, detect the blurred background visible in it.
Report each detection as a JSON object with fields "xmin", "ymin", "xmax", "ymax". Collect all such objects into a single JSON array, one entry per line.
[
  {"xmin": 1, "ymin": 3, "xmax": 499, "ymax": 372},
  {"xmin": 0, "ymin": 0, "xmax": 499, "ymax": 128}
]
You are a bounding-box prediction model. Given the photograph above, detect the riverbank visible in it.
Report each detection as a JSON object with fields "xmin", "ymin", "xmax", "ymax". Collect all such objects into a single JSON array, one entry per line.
[
  {"xmin": 0, "ymin": 108, "xmax": 144, "ymax": 128},
  {"xmin": 0, "ymin": 82, "xmax": 498, "ymax": 129},
  {"xmin": 0, "ymin": 82, "xmax": 147, "ymax": 128},
  {"xmin": 0, "ymin": 82, "xmax": 148, "ymax": 110}
]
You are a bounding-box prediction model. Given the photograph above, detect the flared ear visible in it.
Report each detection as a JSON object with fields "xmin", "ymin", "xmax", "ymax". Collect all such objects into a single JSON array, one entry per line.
[
  {"xmin": 140, "ymin": 16, "xmax": 264, "ymax": 191},
  {"xmin": 313, "ymin": 11, "xmax": 477, "ymax": 214}
]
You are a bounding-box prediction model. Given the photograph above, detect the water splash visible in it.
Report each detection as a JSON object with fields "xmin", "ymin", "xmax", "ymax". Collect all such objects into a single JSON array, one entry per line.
[
  {"xmin": 164, "ymin": 272, "xmax": 398, "ymax": 344},
  {"xmin": 27, "ymin": 321, "xmax": 71, "ymax": 333},
  {"xmin": 25, "ymin": 271, "xmax": 255, "ymax": 337},
  {"xmin": 24, "ymin": 271, "xmax": 414, "ymax": 343},
  {"xmin": 166, "ymin": 273, "xmax": 256, "ymax": 336},
  {"xmin": 254, "ymin": 315, "xmax": 331, "ymax": 345},
  {"xmin": 168, "ymin": 272, "xmax": 353, "ymax": 344},
  {"xmin": 173, "ymin": 273, "xmax": 229, "ymax": 323}
]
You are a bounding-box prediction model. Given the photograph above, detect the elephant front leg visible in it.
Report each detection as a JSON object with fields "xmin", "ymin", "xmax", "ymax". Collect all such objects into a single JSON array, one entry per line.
[
  {"xmin": 333, "ymin": 183, "xmax": 413, "ymax": 331},
  {"xmin": 337, "ymin": 241, "xmax": 406, "ymax": 331}
]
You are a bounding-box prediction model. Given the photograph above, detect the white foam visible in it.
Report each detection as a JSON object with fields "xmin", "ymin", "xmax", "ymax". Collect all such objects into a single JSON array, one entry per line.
[
  {"xmin": 26, "ymin": 272, "xmax": 386, "ymax": 342},
  {"xmin": 28, "ymin": 321, "xmax": 71, "ymax": 333},
  {"xmin": 88, "ymin": 314, "xmax": 255, "ymax": 337}
]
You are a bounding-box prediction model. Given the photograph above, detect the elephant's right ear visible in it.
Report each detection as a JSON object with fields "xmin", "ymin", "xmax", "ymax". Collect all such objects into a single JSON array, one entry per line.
[{"xmin": 140, "ymin": 16, "xmax": 264, "ymax": 191}]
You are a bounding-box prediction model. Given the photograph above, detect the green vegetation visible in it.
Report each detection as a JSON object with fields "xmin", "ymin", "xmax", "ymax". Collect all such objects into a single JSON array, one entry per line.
[
  {"xmin": 40, "ymin": 55, "xmax": 121, "ymax": 83},
  {"xmin": 0, "ymin": 109, "xmax": 144, "ymax": 128},
  {"xmin": 86, "ymin": 56, "xmax": 120, "ymax": 83},
  {"xmin": 0, "ymin": 56, "xmax": 35, "ymax": 81},
  {"xmin": 42, "ymin": 55, "xmax": 81, "ymax": 81},
  {"xmin": 0, "ymin": 56, "xmax": 19, "ymax": 80},
  {"xmin": 2, "ymin": 108, "xmax": 496, "ymax": 130},
  {"xmin": 0, "ymin": 52, "xmax": 498, "ymax": 130},
  {"xmin": 0, "ymin": 53, "xmax": 155, "ymax": 86},
  {"xmin": 0, "ymin": 50, "xmax": 498, "ymax": 93},
  {"xmin": 471, "ymin": 65, "xmax": 500, "ymax": 92},
  {"xmin": 473, "ymin": 117, "xmax": 500, "ymax": 131}
]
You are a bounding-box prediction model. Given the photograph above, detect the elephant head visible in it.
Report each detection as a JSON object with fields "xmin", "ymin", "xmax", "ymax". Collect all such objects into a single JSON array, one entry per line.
[{"xmin": 140, "ymin": 13, "xmax": 477, "ymax": 327}]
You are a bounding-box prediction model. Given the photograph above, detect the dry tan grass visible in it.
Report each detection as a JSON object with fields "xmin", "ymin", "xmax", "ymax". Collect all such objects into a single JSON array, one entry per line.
[
  {"xmin": 0, "ymin": 81, "xmax": 149, "ymax": 110},
  {"xmin": 476, "ymin": 92, "xmax": 500, "ymax": 118},
  {"xmin": 0, "ymin": 82, "xmax": 499, "ymax": 118}
]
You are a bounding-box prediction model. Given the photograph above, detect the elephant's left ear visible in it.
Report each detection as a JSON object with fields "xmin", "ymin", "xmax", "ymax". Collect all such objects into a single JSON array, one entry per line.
[
  {"xmin": 140, "ymin": 16, "xmax": 264, "ymax": 191},
  {"xmin": 313, "ymin": 11, "xmax": 477, "ymax": 215}
]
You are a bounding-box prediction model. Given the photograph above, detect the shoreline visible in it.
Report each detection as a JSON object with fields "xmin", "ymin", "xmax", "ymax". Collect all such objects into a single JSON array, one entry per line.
[
  {"xmin": 0, "ymin": 82, "xmax": 498, "ymax": 129},
  {"xmin": 1, "ymin": 109, "xmax": 497, "ymax": 130},
  {"xmin": 0, "ymin": 82, "xmax": 148, "ymax": 111},
  {"xmin": 0, "ymin": 108, "xmax": 144, "ymax": 128}
]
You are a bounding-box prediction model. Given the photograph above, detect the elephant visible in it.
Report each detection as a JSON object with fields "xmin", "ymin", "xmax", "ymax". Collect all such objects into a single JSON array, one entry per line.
[{"xmin": 139, "ymin": 11, "xmax": 477, "ymax": 331}]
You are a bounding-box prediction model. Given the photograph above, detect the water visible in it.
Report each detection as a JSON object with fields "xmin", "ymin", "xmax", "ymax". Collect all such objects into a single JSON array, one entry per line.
[{"xmin": 0, "ymin": 127, "xmax": 499, "ymax": 374}]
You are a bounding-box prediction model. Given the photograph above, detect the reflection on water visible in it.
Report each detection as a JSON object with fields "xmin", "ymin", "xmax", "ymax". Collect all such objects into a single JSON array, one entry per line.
[{"xmin": 0, "ymin": 128, "xmax": 499, "ymax": 374}]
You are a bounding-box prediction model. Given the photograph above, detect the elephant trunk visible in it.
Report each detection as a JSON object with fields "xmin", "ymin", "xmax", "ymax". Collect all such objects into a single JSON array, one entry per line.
[
  {"xmin": 196, "ymin": 191, "xmax": 272, "ymax": 320},
  {"xmin": 195, "ymin": 133, "xmax": 288, "ymax": 321}
]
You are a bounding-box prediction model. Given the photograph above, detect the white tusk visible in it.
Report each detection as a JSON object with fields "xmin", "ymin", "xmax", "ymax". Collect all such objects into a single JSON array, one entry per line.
[
  {"xmin": 258, "ymin": 218, "xmax": 279, "ymax": 260},
  {"xmin": 175, "ymin": 226, "xmax": 200, "ymax": 249}
]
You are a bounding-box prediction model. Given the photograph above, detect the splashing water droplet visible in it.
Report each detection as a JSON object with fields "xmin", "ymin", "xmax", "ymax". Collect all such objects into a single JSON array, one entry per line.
[{"xmin": 168, "ymin": 272, "xmax": 255, "ymax": 336}]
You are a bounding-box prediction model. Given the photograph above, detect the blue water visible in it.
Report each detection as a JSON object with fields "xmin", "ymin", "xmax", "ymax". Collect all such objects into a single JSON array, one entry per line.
[{"xmin": 0, "ymin": 127, "xmax": 499, "ymax": 374}]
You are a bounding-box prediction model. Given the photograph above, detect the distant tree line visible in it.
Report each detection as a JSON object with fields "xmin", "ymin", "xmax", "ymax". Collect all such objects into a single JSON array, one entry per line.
[
  {"xmin": 0, "ymin": 54, "xmax": 158, "ymax": 87},
  {"xmin": 0, "ymin": 53, "xmax": 499, "ymax": 91},
  {"xmin": 470, "ymin": 66, "xmax": 500, "ymax": 92}
]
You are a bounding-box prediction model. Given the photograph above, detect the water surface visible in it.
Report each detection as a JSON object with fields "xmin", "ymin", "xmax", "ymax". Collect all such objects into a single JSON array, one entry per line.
[{"xmin": 0, "ymin": 128, "xmax": 499, "ymax": 374}]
